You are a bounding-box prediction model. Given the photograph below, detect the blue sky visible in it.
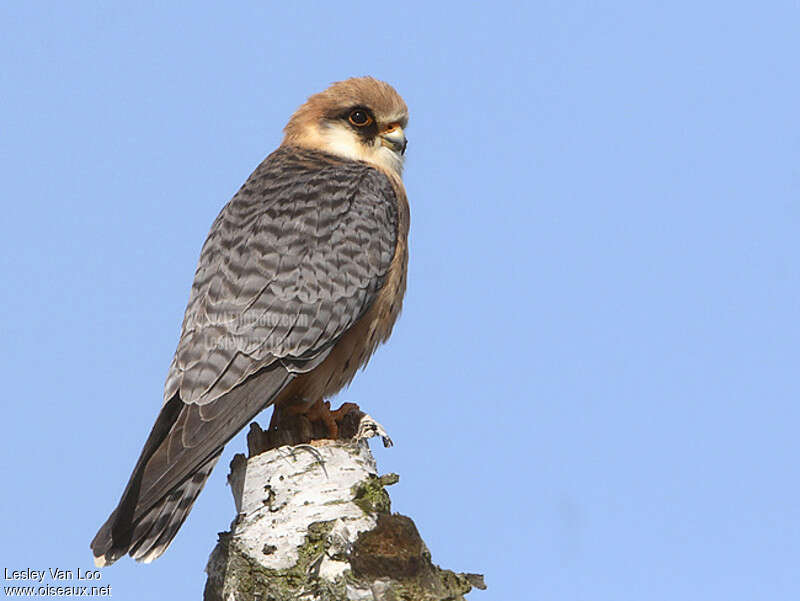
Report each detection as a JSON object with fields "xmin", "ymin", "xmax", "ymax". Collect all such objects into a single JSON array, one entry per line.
[{"xmin": 1, "ymin": 2, "xmax": 799, "ymax": 600}]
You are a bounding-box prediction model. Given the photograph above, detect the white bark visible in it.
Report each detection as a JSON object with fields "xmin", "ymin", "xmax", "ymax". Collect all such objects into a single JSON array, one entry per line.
[
  {"xmin": 230, "ymin": 441, "xmax": 382, "ymax": 574},
  {"xmin": 204, "ymin": 415, "xmax": 484, "ymax": 601}
]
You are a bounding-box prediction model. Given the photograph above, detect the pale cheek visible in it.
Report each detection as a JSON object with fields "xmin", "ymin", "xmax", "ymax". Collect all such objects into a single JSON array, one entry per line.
[
  {"xmin": 319, "ymin": 127, "xmax": 366, "ymax": 162},
  {"xmin": 317, "ymin": 125, "xmax": 403, "ymax": 176}
]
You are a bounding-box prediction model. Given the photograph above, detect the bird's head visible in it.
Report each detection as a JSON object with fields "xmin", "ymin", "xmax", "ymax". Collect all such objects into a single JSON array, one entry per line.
[{"xmin": 283, "ymin": 77, "xmax": 408, "ymax": 177}]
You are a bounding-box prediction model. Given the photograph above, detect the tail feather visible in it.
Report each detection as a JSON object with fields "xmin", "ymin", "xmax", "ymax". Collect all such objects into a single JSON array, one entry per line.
[
  {"xmin": 129, "ymin": 453, "xmax": 220, "ymax": 563},
  {"xmin": 91, "ymin": 396, "xmax": 185, "ymax": 566},
  {"xmin": 91, "ymin": 364, "xmax": 293, "ymax": 566}
]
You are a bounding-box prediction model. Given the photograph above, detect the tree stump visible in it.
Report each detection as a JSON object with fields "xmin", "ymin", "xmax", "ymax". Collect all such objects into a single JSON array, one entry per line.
[{"xmin": 203, "ymin": 413, "xmax": 485, "ymax": 601}]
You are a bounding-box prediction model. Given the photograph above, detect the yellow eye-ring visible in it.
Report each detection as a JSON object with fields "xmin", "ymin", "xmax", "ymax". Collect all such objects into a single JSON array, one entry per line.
[{"xmin": 348, "ymin": 109, "xmax": 373, "ymax": 127}]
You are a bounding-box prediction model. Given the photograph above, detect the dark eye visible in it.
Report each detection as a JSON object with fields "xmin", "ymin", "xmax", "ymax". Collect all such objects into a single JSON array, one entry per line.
[{"xmin": 348, "ymin": 109, "xmax": 373, "ymax": 127}]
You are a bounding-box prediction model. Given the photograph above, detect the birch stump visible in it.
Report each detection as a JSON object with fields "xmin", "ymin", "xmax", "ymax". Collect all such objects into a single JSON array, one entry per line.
[{"xmin": 203, "ymin": 410, "xmax": 485, "ymax": 601}]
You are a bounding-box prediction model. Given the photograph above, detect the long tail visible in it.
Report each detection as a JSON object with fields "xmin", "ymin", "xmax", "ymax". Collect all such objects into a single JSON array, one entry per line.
[
  {"xmin": 90, "ymin": 397, "xmax": 225, "ymax": 566},
  {"xmin": 127, "ymin": 452, "xmax": 220, "ymax": 563},
  {"xmin": 91, "ymin": 366, "xmax": 293, "ymax": 566}
]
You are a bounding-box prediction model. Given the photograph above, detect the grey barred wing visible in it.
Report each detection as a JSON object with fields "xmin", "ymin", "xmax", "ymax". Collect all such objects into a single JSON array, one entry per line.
[{"xmin": 165, "ymin": 146, "xmax": 399, "ymax": 406}]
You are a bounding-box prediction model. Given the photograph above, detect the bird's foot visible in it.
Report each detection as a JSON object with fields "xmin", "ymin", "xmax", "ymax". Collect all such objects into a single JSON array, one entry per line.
[
  {"xmin": 249, "ymin": 400, "xmax": 365, "ymax": 456},
  {"xmin": 289, "ymin": 399, "xmax": 363, "ymax": 440}
]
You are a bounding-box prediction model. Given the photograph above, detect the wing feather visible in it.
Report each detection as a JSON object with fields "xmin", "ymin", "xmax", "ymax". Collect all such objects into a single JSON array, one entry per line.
[{"xmin": 168, "ymin": 147, "xmax": 397, "ymax": 405}]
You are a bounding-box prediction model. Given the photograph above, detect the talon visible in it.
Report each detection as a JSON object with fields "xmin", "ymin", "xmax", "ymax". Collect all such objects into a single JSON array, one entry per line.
[
  {"xmin": 304, "ymin": 400, "xmax": 339, "ymax": 439},
  {"xmin": 266, "ymin": 398, "xmax": 364, "ymax": 446},
  {"xmin": 331, "ymin": 402, "xmax": 360, "ymax": 422}
]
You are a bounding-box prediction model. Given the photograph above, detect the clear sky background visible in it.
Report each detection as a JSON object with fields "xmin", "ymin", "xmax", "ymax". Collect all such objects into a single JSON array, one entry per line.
[{"xmin": 1, "ymin": 2, "xmax": 798, "ymax": 600}]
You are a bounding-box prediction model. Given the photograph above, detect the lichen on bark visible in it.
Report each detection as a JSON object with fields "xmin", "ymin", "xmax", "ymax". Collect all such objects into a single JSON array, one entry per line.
[
  {"xmin": 351, "ymin": 474, "xmax": 395, "ymax": 516},
  {"xmin": 205, "ymin": 521, "xmax": 341, "ymax": 601}
]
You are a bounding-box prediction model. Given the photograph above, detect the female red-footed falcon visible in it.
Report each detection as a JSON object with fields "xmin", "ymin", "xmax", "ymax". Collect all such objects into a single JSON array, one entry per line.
[{"xmin": 91, "ymin": 77, "xmax": 409, "ymax": 566}]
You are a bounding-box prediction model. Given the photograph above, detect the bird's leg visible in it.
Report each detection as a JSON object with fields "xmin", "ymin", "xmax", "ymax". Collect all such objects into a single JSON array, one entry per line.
[
  {"xmin": 303, "ymin": 400, "xmax": 340, "ymax": 439},
  {"xmin": 331, "ymin": 402, "xmax": 360, "ymax": 422},
  {"xmin": 329, "ymin": 402, "xmax": 365, "ymax": 439},
  {"xmin": 265, "ymin": 398, "xmax": 364, "ymax": 446},
  {"xmin": 313, "ymin": 400, "xmax": 365, "ymax": 439}
]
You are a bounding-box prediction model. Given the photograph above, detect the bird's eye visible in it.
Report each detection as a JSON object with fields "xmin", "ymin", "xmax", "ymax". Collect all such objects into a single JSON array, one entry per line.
[{"xmin": 348, "ymin": 109, "xmax": 373, "ymax": 127}]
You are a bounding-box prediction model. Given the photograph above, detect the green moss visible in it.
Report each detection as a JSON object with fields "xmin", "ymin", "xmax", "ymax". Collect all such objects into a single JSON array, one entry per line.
[
  {"xmin": 205, "ymin": 521, "xmax": 343, "ymax": 601},
  {"xmin": 380, "ymin": 473, "xmax": 400, "ymax": 487},
  {"xmin": 206, "ymin": 513, "xmax": 484, "ymax": 601},
  {"xmin": 351, "ymin": 475, "xmax": 393, "ymax": 515},
  {"xmin": 392, "ymin": 567, "xmax": 480, "ymax": 601}
]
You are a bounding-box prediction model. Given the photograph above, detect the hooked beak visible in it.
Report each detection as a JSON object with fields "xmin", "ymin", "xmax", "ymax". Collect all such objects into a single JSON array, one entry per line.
[{"xmin": 379, "ymin": 124, "xmax": 407, "ymax": 155}]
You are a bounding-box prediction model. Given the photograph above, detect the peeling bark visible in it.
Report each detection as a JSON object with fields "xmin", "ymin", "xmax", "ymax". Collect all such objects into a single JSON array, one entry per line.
[{"xmin": 204, "ymin": 415, "xmax": 485, "ymax": 601}]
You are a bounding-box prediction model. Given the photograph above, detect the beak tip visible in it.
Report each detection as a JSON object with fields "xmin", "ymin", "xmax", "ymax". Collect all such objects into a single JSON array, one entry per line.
[{"xmin": 380, "ymin": 129, "xmax": 407, "ymax": 155}]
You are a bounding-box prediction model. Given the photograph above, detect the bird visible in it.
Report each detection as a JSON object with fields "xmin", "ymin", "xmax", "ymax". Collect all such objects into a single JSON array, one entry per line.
[{"xmin": 91, "ymin": 76, "xmax": 410, "ymax": 566}]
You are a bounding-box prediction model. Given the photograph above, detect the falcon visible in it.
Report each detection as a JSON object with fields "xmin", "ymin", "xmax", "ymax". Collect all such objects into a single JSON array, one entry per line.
[{"xmin": 91, "ymin": 77, "xmax": 410, "ymax": 566}]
